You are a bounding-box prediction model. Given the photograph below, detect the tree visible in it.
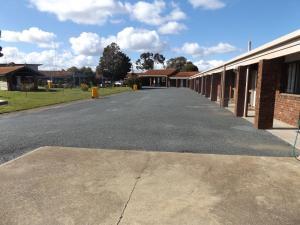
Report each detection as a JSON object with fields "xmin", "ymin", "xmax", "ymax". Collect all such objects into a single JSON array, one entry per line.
[
  {"xmin": 166, "ymin": 57, "xmax": 198, "ymax": 72},
  {"xmin": 67, "ymin": 66, "xmax": 96, "ymax": 85},
  {"xmin": 67, "ymin": 66, "xmax": 80, "ymax": 73},
  {"xmin": 0, "ymin": 46, "xmax": 3, "ymax": 58},
  {"xmin": 154, "ymin": 53, "xmax": 165, "ymax": 67},
  {"xmin": 182, "ymin": 62, "xmax": 199, "ymax": 72},
  {"xmin": 98, "ymin": 43, "xmax": 131, "ymax": 82},
  {"xmin": 136, "ymin": 52, "xmax": 154, "ymax": 71},
  {"xmin": 136, "ymin": 52, "xmax": 165, "ymax": 70},
  {"xmin": 80, "ymin": 67, "xmax": 94, "ymax": 77},
  {"xmin": 166, "ymin": 57, "xmax": 187, "ymax": 71}
]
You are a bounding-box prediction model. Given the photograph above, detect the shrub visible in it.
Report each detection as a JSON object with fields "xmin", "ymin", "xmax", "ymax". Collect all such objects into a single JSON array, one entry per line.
[
  {"xmin": 80, "ymin": 83, "xmax": 89, "ymax": 91},
  {"xmin": 45, "ymin": 84, "xmax": 50, "ymax": 92},
  {"xmin": 125, "ymin": 77, "xmax": 142, "ymax": 90}
]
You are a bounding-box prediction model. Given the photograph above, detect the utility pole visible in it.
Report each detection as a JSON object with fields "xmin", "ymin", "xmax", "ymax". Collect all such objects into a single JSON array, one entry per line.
[{"xmin": 243, "ymin": 41, "xmax": 252, "ymax": 117}]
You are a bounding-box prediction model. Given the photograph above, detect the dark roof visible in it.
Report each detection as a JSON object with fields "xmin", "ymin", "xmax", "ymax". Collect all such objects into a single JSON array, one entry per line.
[
  {"xmin": 172, "ymin": 71, "xmax": 199, "ymax": 78},
  {"xmin": 141, "ymin": 69, "xmax": 178, "ymax": 77},
  {"xmin": 40, "ymin": 71, "xmax": 74, "ymax": 78},
  {"xmin": 0, "ymin": 66, "xmax": 44, "ymax": 77}
]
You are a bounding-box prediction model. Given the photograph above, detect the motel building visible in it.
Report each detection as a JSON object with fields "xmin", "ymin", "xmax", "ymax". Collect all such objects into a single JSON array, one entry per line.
[
  {"xmin": 188, "ymin": 29, "xmax": 300, "ymax": 129},
  {"xmin": 139, "ymin": 69, "xmax": 197, "ymax": 88},
  {"xmin": 139, "ymin": 69, "xmax": 177, "ymax": 87},
  {"xmin": 169, "ymin": 71, "xmax": 198, "ymax": 88}
]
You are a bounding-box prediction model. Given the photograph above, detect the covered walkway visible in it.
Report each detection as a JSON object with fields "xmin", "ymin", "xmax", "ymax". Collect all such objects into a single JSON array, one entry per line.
[{"xmin": 189, "ymin": 30, "xmax": 300, "ymax": 130}]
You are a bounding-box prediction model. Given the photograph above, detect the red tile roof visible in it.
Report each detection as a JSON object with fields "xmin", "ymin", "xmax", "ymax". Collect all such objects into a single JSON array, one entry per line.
[
  {"xmin": 141, "ymin": 69, "xmax": 178, "ymax": 77},
  {"xmin": 0, "ymin": 66, "xmax": 45, "ymax": 77},
  {"xmin": 0, "ymin": 66, "xmax": 24, "ymax": 75},
  {"xmin": 172, "ymin": 71, "xmax": 199, "ymax": 78}
]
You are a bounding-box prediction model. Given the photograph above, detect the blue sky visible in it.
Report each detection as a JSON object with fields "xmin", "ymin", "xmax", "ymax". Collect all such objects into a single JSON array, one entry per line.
[{"xmin": 0, "ymin": 0, "xmax": 299, "ymax": 71}]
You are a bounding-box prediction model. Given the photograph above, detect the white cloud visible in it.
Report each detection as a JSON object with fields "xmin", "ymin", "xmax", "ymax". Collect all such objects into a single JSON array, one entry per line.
[
  {"xmin": 194, "ymin": 59, "xmax": 224, "ymax": 71},
  {"xmin": 69, "ymin": 32, "xmax": 105, "ymax": 56},
  {"xmin": 0, "ymin": 47, "xmax": 96, "ymax": 70},
  {"xmin": 125, "ymin": 0, "xmax": 186, "ymax": 26},
  {"xmin": 2, "ymin": 27, "xmax": 58, "ymax": 48},
  {"xmin": 29, "ymin": 0, "xmax": 186, "ymax": 26},
  {"xmin": 176, "ymin": 42, "xmax": 237, "ymax": 57},
  {"xmin": 116, "ymin": 27, "xmax": 164, "ymax": 52},
  {"xmin": 158, "ymin": 21, "xmax": 187, "ymax": 34},
  {"xmin": 69, "ymin": 27, "xmax": 165, "ymax": 56},
  {"xmin": 188, "ymin": 0, "xmax": 225, "ymax": 9},
  {"xmin": 29, "ymin": 0, "xmax": 125, "ymax": 25},
  {"xmin": 125, "ymin": 0, "xmax": 166, "ymax": 26}
]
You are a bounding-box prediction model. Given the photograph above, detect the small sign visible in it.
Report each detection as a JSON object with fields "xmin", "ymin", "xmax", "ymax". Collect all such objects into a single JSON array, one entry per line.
[{"xmin": 0, "ymin": 81, "xmax": 8, "ymax": 90}]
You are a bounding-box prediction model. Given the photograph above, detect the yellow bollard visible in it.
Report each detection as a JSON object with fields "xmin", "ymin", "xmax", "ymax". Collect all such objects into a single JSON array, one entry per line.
[
  {"xmin": 91, "ymin": 87, "xmax": 99, "ymax": 98},
  {"xmin": 133, "ymin": 84, "xmax": 138, "ymax": 91},
  {"xmin": 47, "ymin": 80, "xmax": 52, "ymax": 89}
]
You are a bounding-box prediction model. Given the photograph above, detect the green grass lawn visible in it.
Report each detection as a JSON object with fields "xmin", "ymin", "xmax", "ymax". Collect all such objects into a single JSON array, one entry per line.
[{"xmin": 0, "ymin": 87, "xmax": 131, "ymax": 114}]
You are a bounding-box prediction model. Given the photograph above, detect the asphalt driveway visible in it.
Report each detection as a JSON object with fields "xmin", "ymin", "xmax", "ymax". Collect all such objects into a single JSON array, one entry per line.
[{"xmin": 0, "ymin": 88, "xmax": 292, "ymax": 164}]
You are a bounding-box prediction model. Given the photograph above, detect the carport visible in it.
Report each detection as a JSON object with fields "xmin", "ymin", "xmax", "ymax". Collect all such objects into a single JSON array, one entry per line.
[{"xmin": 0, "ymin": 65, "xmax": 44, "ymax": 91}]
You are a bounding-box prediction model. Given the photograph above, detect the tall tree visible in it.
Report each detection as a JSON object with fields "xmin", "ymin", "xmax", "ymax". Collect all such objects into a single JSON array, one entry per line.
[
  {"xmin": 136, "ymin": 52, "xmax": 154, "ymax": 71},
  {"xmin": 154, "ymin": 53, "xmax": 166, "ymax": 67},
  {"xmin": 80, "ymin": 67, "xmax": 95, "ymax": 77},
  {"xmin": 182, "ymin": 62, "xmax": 199, "ymax": 72},
  {"xmin": 166, "ymin": 57, "xmax": 187, "ymax": 71},
  {"xmin": 98, "ymin": 43, "xmax": 131, "ymax": 81},
  {"xmin": 67, "ymin": 66, "xmax": 80, "ymax": 73},
  {"xmin": 67, "ymin": 66, "xmax": 95, "ymax": 77},
  {"xmin": 136, "ymin": 52, "xmax": 165, "ymax": 70}
]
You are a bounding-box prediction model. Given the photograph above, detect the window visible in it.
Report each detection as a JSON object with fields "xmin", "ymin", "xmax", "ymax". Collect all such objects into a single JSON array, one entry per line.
[{"xmin": 284, "ymin": 62, "xmax": 300, "ymax": 94}]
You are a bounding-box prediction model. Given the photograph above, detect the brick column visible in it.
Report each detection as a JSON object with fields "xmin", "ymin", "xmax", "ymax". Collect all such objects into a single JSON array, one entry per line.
[
  {"xmin": 220, "ymin": 70, "xmax": 231, "ymax": 107},
  {"xmin": 234, "ymin": 66, "xmax": 247, "ymax": 117},
  {"xmin": 200, "ymin": 77, "xmax": 203, "ymax": 94},
  {"xmin": 204, "ymin": 76, "xmax": 208, "ymax": 96},
  {"xmin": 254, "ymin": 59, "xmax": 283, "ymax": 129},
  {"xmin": 202, "ymin": 77, "xmax": 206, "ymax": 95},
  {"xmin": 198, "ymin": 78, "xmax": 202, "ymax": 94},
  {"xmin": 210, "ymin": 74, "xmax": 219, "ymax": 101},
  {"xmin": 205, "ymin": 76, "xmax": 211, "ymax": 98},
  {"xmin": 201, "ymin": 77, "xmax": 204, "ymax": 95}
]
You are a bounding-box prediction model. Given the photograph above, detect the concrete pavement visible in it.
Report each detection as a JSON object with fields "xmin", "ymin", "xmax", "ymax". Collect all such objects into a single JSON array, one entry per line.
[{"xmin": 1, "ymin": 146, "xmax": 300, "ymax": 225}]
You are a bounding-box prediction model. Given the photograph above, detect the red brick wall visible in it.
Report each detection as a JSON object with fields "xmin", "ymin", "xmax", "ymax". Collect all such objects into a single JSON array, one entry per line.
[{"xmin": 274, "ymin": 92, "xmax": 300, "ymax": 127}]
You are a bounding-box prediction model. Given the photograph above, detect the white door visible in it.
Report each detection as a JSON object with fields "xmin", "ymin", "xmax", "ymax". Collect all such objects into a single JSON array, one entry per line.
[{"xmin": 250, "ymin": 71, "xmax": 257, "ymax": 107}]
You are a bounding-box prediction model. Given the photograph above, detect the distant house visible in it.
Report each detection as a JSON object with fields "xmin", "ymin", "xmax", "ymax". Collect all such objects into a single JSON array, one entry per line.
[
  {"xmin": 0, "ymin": 65, "xmax": 44, "ymax": 91},
  {"xmin": 138, "ymin": 69, "xmax": 178, "ymax": 87},
  {"xmin": 137, "ymin": 69, "xmax": 199, "ymax": 88}
]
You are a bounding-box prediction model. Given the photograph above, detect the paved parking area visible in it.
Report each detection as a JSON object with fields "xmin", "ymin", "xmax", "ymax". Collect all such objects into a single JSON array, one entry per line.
[
  {"xmin": 0, "ymin": 88, "xmax": 293, "ymax": 164},
  {"xmin": 1, "ymin": 146, "xmax": 300, "ymax": 225}
]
